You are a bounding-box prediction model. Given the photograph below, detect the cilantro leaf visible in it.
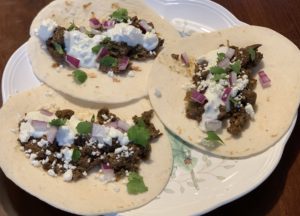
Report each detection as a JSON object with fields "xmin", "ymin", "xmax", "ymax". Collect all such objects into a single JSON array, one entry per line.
[
  {"xmin": 110, "ymin": 8, "xmax": 129, "ymax": 22},
  {"xmin": 230, "ymin": 60, "xmax": 241, "ymax": 74},
  {"xmin": 76, "ymin": 121, "xmax": 92, "ymax": 135},
  {"xmin": 128, "ymin": 120, "xmax": 150, "ymax": 147},
  {"xmin": 99, "ymin": 56, "xmax": 118, "ymax": 67},
  {"xmin": 212, "ymin": 73, "xmax": 227, "ymax": 82},
  {"xmin": 52, "ymin": 42, "xmax": 64, "ymax": 55},
  {"xmin": 127, "ymin": 172, "xmax": 148, "ymax": 195},
  {"xmin": 67, "ymin": 22, "xmax": 78, "ymax": 31},
  {"xmin": 73, "ymin": 70, "xmax": 87, "ymax": 84},
  {"xmin": 217, "ymin": 52, "xmax": 226, "ymax": 62},
  {"xmin": 248, "ymin": 48, "xmax": 256, "ymax": 61},
  {"xmin": 205, "ymin": 131, "xmax": 224, "ymax": 144},
  {"xmin": 72, "ymin": 148, "xmax": 81, "ymax": 162},
  {"xmin": 229, "ymin": 96, "xmax": 238, "ymax": 106},
  {"xmin": 92, "ymin": 44, "xmax": 103, "ymax": 54},
  {"xmin": 210, "ymin": 66, "xmax": 226, "ymax": 75},
  {"xmin": 49, "ymin": 118, "xmax": 67, "ymax": 127}
]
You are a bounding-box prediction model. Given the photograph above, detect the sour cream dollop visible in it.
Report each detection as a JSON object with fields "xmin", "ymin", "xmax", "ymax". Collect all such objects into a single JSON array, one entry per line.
[{"xmin": 36, "ymin": 19, "xmax": 58, "ymax": 42}]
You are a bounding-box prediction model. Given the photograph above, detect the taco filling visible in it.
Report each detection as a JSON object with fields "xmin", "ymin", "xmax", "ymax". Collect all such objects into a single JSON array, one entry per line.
[
  {"xmin": 182, "ymin": 44, "xmax": 265, "ymax": 135},
  {"xmin": 18, "ymin": 107, "xmax": 161, "ymax": 194},
  {"xmin": 34, "ymin": 8, "xmax": 164, "ymax": 77}
]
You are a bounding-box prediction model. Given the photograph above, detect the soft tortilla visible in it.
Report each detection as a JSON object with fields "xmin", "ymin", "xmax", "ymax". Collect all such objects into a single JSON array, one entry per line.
[
  {"xmin": 148, "ymin": 25, "xmax": 300, "ymax": 158},
  {"xmin": 28, "ymin": 0, "xmax": 179, "ymax": 104},
  {"xmin": 0, "ymin": 85, "xmax": 173, "ymax": 215}
]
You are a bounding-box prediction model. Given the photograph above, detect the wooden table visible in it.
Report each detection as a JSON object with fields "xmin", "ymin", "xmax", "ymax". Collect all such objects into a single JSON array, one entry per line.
[{"xmin": 0, "ymin": 0, "xmax": 299, "ymax": 215}]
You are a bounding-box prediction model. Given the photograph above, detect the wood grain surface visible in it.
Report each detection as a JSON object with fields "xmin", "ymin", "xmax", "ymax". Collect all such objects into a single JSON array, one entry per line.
[{"xmin": 0, "ymin": 0, "xmax": 299, "ymax": 216}]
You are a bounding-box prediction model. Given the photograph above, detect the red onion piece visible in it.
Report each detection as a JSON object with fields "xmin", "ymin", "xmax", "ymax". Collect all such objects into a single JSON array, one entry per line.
[
  {"xmin": 31, "ymin": 120, "xmax": 48, "ymax": 131},
  {"xmin": 139, "ymin": 19, "xmax": 152, "ymax": 32},
  {"xmin": 102, "ymin": 20, "xmax": 115, "ymax": 29},
  {"xmin": 118, "ymin": 56, "xmax": 129, "ymax": 71},
  {"xmin": 218, "ymin": 57, "xmax": 230, "ymax": 69},
  {"xmin": 105, "ymin": 121, "xmax": 118, "ymax": 129},
  {"xmin": 181, "ymin": 52, "xmax": 190, "ymax": 66},
  {"xmin": 89, "ymin": 18, "xmax": 101, "ymax": 29},
  {"xmin": 101, "ymin": 164, "xmax": 115, "ymax": 181},
  {"xmin": 97, "ymin": 47, "xmax": 109, "ymax": 61},
  {"xmin": 221, "ymin": 87, "xmax": 232, "ymax": 102},
  {"xmin": 191, "ymin": 90, "xmax": 207, "ymax": 104},
  {"xmin": 47, "ymin": 126, "xmax": 57, "ymax": 143},
  {"xmin": 101, "ymin": 163, "xmax": 112, "ymax": 170},
  {"xmin": 226, "ymin": 48, "xmax": 235, "ymax": 59},
  {"xmin": 39, "ymin": 109, "xmax": 53, "ymax": 116},
  {"xmin": 117, "ymin": 120, "xmax": 130, "ymax": 132},
  {"xmin": 225, "ymin": 98, "xmax": 231, "ymax": 112},
  {"xmin": 92, "ymin": 124, "xmax": 106, "ymax": 137},
  {"xmin": 205, "ymin": 120, "xmax": 222, "ymax": 131},
  {"xmin": 258, "ymin": 71, "xmax": 271, "ymax": 88},
  {"xmin": 65, "ymin": 55, "xmax": 80, "ymax": 68},
  {"xmin": 229, "ymin": 72, "xmax": 237, "ymax": 86}
]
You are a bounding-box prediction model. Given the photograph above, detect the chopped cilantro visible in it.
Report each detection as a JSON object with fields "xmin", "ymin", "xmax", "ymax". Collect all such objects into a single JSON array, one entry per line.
[
  {"xmin": 99, "ymin": 56, "xmax": 118, "ymax": 67},
  {"xmin": 52, "ymin": 42, "xmax": 64, "ymax": 55},
  {"xmin": 205, "ymin": 131, "xmax": 224, "ymax": 144},
  {"xmin": 212, "ymin": 73, "xmax": 227, "ymax": 82},
  {"xmin": 102, "ymin": 37, "xmax": 111, "ymax": 44},
  {"xmin": 127, "ymin": 172, "xmax": 148, "ymax": 195},
  {"xmin": 127, "ymin": 120, "xmax": 150, "ymax": 147},
  {"xmin": 67, "ymin": 22, "xmax": 77, "ymax": 31},
  {"xmin": 49, "ymin": 118, "xmax": 66, "ymax": 127},
  {"xmin": 91, "ymin": 114, "xmax": 95, "ymax": 123},
  {"xmin": 110, "ymin": 8, "xmax": 129, "ymax": 22},
  {"xmin": 230, "ymin": 60, "xmax": 241, "ymax": 74},
  {"xmin": 217, "ymin": 52, "xmax": 226, "ymax": 62},
  {"xmin": 72, "ymin": 148, "xmax": 81, "ymax": 162},
  {"xmin": 73, "ymin": 70, "xmax": 87, "ymax": 84},
  {"xmin": 210, "ymin": 66, "xmax": 226, "ymax": 75},
  {"xmin": 92, "ymin": 44, "xmax": 102, "ymax": 54},
  {"xmin": 229, "ymin": 97, "xmax": 238, "ymax": 106},
  {"xmin": 76, "ymin": 121, "xmax": 92, "ymax": 135},
  {"xmin": 248, "ymin": 48, "xmax": 256, "ymax": 61}
]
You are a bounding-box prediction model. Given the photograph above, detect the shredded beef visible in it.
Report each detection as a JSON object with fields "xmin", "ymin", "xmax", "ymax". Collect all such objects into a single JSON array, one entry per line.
[{"xmin": 55, "ymin": 109, "xmax": 74, "ymax": 119}]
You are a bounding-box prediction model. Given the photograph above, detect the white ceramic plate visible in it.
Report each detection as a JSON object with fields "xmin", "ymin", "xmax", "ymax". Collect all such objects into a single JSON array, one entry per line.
[{"xmin": 1, "ymin": 0, "xmax": 297, "ymax": 215}]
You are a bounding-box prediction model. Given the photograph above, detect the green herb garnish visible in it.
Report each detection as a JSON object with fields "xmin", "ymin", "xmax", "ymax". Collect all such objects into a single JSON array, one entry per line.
[
  {"xmin": 73, "ymin": 70, "xmax": 87, "ymax": 84},
  {"xmin": 205, "ymin": 131, "xmax": 224, "ymax": 144},
  {"xmin": 72, "ymin": 148, "xmax": 81, "ymax": 162},
  {"xmin": 53, "ymin": 42, "xmax": 64, "ymax": 55},
  {"xmin": 92, "ymin": 44, "xmax": 102, "ymax": 54},
  {"xmin": 91, "ymin": 114, "xmax": 95, "ymax": 123},
  {"xmin": 49, "ymin": 118, "xmax": 67, "ymax": 127},
  {"xmin": 213, "ymin": 73, "xmax": 227, "ymax": 82},
  {"xmin": 99, "ymin": 56, "xmax": 118, "ymax": 67},
  {"xmin": 230, "ymin": 60, "xmax": 241, "ymax": 74},
  {"xmin": 210, "ymin": 66, "xmax": 226, "ymax": 75},
  {"xmin": 67, "ymin": 22, "xmax": 77, "ymax": 31},
  {"xmin": 217, "ymin": 52, "xmax": 226, "ymax": 62},
  {"xmin": 110, "ymin": 8, "xmax": 129, "ymax": 22},
  {"xmin": 76, "ymin": 121, "xmax": 92, "ymax": 135},
  {"xmin": 229, "ymin": 96, "xmax": 238, "ymax": 106},
  {"xmin": 127, "ymin": 172, "xmax": 148, "ymax": 195},
  {"xmin": 248, "ymin": 48, "xmax": 256, "ymax": 61},
  {"xmin": 127, "ymin": 120, "xmax": 150, "ymax": 147}
]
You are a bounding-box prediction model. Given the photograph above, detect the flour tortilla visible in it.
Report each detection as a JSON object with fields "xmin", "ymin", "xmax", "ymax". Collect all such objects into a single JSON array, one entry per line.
[
  {"xmin": 148, "ymin": 25, "xmax": 300, "ymax": 158},
  {"xmin": 0, "ymin": 85, "xmax": 173, "ymax": 215},
  {"xmin": 28, "ymin": 0, "xmax": 179, "ymax": 104}
]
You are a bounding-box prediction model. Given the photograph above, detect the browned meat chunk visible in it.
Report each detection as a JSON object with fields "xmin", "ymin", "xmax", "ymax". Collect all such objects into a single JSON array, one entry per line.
[
  {"xmin": 227, "ymin": 108, "xmax": 250, "ymax": 135},
  {"xmin": 55, "ymin": 109, "xmax": 74, "ymax": 119}
]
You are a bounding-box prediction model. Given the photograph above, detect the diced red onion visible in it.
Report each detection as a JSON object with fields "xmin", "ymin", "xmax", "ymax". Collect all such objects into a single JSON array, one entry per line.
[
  {"xmin": 65, "ymin": 54, "xmax": 80, "ymax": 68},
  {"xmin": 225, "ymin": 98, "xmax": 231, "ymax": 112},
  {"xmin": 218, "ymin": 57, "xmax": 230, "ymax": 69},
  {"xmin": 229, "ymin": 72, "xmax": 237, "ymax": 86},
  {"xmin": 92, "ymin": 124, "xmax": 106, "ymax": 137},
  {"xmin": 191, "ymin": 90, "xmax": 207, "ymax": 104},
  {"xmin": 118, "ymin": 56, "xmax": 129, "ymax": 71},
  {"xmin": 181, "ymin": 52, "xmax": 190, "ymax": 66},
  {"xmin": 139, "ymin": 19, "xmax": 152, "ymax": 32},
  {"xmin": 39, "ymin": 109, "xmax": 53, "ymax": 116},
  {"xmin": 47, "ymin": 126, "xmax": 57, "ymax": 143},
  {"xmin": 117, "ymin": 120, "xmax": 130, "ymax": 132},
  {"xmin": 226, "ymin": 48, "xmax": 235, "ymax": 59},
  {"xmin": 101, "ymin": 164, "xmax": 115, "ymax": 181},
  {"xmin": 101, "ymin": 163, "xmax": 112, "ymax": 170},
  {"xmin": 105, "ymin": 121, "xmax": 118, "ymax": 129},
  {"xmin": 102, "ymin": 20, "xmax": 115, "ymax": 29},
  {"xmin": 89, "ymin": 18, "xmax": 101, "ymax": 29},
  {"xmin": 221, "ymin": 87, "xmax": 232, "ymax": 102},
  {"xmin": 258, "ymin": 71, "xmax": 271, "ymax": 88},
  {"xmin": 205, "ymin": 120, "xmax": 222, "ymax": 131},
  {"xmin": 31, "ymin": 120, "xmax": 48, "ymax": 131},
  {"xmin": 97, "ymin": 47, "xmax": 109, "ymax": 61}
]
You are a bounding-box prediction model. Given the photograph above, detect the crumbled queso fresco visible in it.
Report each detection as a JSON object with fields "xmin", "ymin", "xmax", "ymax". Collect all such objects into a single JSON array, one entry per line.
[{"xmin": 18, "ymin": 108, "xmax": 160, "ymax": 182}]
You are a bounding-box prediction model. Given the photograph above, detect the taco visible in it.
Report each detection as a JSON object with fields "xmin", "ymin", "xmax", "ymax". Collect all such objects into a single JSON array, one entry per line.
[
  {"xmin": 0, "ymin": 85, "xmax": 173, "ymax": 215},
  {"xmin": 28, "ymin": 0, "xmax": 179, "ymax": 104},
  {"xmin": 148, "ymin": 25, "xmax": 300, "ymax": 158}
]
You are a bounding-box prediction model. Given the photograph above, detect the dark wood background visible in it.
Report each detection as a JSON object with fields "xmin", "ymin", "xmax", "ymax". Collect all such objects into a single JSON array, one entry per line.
[{"xmin": 0, "ymin": 0, "xmax": 299, "ymax": 215}]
